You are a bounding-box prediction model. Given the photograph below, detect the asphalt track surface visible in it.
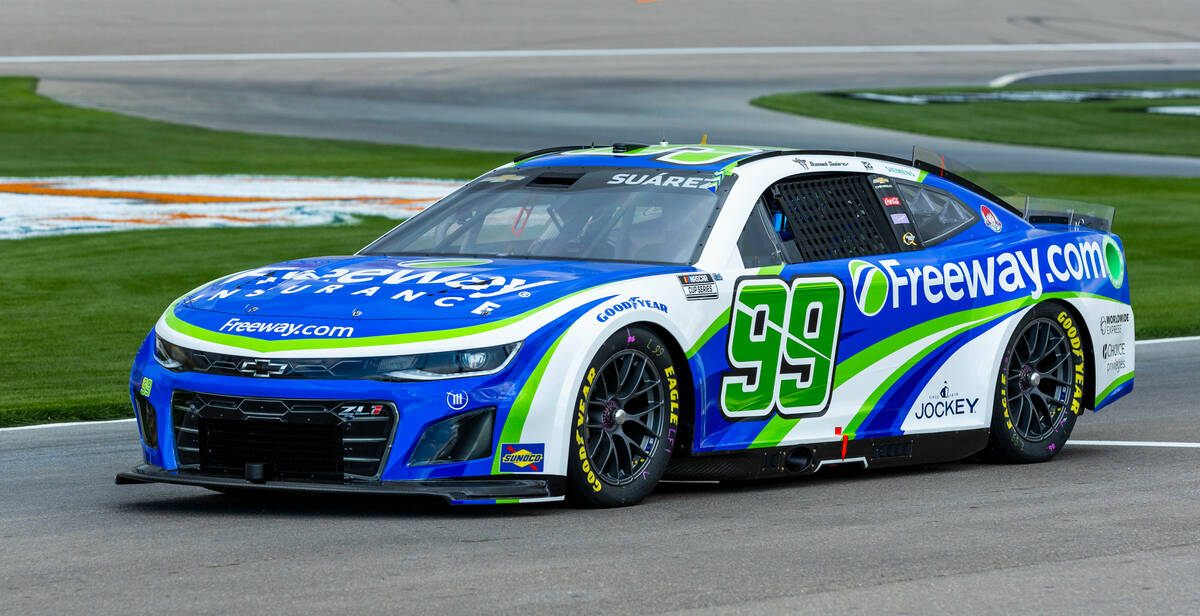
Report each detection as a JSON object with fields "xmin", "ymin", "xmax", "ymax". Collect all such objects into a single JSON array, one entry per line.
[
  {"xmin": 3, "ymin": 2, "xmax": 1200, "ymax": 614},
  {"xmin": 4, "ymin": 0, "xmax": 1200, "ymax": 174},
  {"xmin": 2, "ymin": 339, "xmax": 1198, "ymax": 615}
]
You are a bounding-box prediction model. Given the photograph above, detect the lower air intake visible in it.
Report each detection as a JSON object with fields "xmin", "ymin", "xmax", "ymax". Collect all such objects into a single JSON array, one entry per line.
[{"xmin": 172, "ymin": 391, "xmax": 396, "ymax": 481}]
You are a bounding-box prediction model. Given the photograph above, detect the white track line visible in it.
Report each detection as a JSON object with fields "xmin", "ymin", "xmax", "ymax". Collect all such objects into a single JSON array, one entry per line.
[
  {"xmin": 1069, "ymin": 440, "xmax": 1200, "ymax": 448},
  {"xmin": 1136, "ymin": 335, "xmax": 1200, "ymax": 346},
  {"xmin": 0, "ymin": 418, "xmax": 134, "ymax": 432},
  {"xmin": 3, "ymin": 42, "xmax": 1200, "ymax": 64},
  {"xmin": 989, "ymin": 64, "xmax": 1200, "ymax": 88}
]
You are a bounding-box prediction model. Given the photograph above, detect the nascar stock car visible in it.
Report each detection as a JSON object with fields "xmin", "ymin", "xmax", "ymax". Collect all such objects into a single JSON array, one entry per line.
[{"xmin": 117, "ymin": 143, "xmax": 1135, "ymax": 507}]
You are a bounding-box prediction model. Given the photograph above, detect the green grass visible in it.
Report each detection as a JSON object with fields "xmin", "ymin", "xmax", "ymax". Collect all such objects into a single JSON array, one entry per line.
[
  {"xmin": 990, "ymin": 174, "xmax": 1200, "ymax": 341},
  {"xmin": 0, "ymin": 218, "xmax": 401, "ymax": 427},
  {"xmin": 0, "ymin": 76, "xmax": 515, "ymax": 178},
  {"xmin": 752, "ymin": 83, "xmax": 1200, "ymax": 157}
]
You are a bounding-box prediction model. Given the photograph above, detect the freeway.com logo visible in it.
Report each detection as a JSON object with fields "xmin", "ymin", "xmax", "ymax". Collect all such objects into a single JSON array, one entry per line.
[
  {"xmin": 218, "ymin": 317, "xmax": 354, "ymax": 338},
  {"xmin": 848, "ymin": 237, "xmax": 1124, "ymax": 316}
]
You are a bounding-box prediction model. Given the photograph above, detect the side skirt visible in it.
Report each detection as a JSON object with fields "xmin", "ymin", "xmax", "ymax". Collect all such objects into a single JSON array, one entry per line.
[{"xmin": 664, "ymin": 428, "xmax": 990, "ymax": 481}]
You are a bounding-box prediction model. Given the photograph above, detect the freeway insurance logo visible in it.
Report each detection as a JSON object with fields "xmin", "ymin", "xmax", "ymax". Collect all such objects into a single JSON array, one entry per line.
[{"xmin": 848, "ymin": 259, "xmax": 888, "ymax": 317}]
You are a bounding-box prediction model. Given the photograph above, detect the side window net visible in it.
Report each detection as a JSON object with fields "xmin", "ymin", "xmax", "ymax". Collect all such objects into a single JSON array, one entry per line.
[
  {"xmin": 770, "ymin": 174, "xmax": 898, "ymax": 261},
  {"xmin": 895, "ymin": 182, "xmax": 978, "ymax": 245}
]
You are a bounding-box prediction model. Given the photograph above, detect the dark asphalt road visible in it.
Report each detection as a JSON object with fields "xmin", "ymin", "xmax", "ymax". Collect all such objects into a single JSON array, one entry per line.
[{"xmin": 2, "ymin": 339, "xmax": 1197, "ymax": 615}]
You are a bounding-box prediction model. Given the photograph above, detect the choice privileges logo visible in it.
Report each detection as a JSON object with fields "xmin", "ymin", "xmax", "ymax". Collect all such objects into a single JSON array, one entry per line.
[
  {"xmin": 499, "ymin": 443, "xmax": 544, "ymax": 472},
  {"xmin": 848, "ymin": 237, "xmax": 1124, "ymax": 316}
]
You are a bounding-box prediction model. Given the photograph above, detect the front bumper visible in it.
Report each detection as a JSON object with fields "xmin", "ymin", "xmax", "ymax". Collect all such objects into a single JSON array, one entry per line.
[{"xmin": 116, "ymin": 464, "xmax": 565, "ymax": 505}]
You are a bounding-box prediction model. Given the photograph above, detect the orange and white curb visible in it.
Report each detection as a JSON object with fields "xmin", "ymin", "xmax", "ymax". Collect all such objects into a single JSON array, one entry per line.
[{"xmin": 0, "ymin": 175, "xmax": 465, "ymax": 239}]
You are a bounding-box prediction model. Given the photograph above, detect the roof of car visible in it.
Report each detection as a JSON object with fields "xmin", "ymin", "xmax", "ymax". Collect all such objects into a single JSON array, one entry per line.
[
  {"xmin": 509, "ymin": 143, "xmax": 1024, "ymax": 216},
  {"xmin": 512, "ymin": 144, "xmax": 781, "ymax": 171}
]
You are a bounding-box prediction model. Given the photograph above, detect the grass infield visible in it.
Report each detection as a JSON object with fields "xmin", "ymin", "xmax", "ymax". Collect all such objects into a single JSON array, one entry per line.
[
  {"xmin": 0, "ymin": 76, "xmax": 515, "ymax": 178},
  {"xmin": 0, "ymin": 78, "xmax": 1196, "ymax": 425},
  {"xmin": 752, "ymin": 83, "xmax": 1200, "ymax": 157}
]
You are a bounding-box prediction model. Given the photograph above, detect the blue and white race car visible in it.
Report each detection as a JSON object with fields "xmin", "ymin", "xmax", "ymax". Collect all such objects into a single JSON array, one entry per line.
[{"xmin": 118, "ymin": 144, "xmax": 1135, "ymax": 507}]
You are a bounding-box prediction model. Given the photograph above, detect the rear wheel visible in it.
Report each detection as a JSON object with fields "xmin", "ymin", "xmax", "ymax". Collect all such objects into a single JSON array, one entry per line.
[
  {"xmin": 567, "ymin": 326, "xmax": 681, "ymax": 507},
  {"xmin": 988, "ymin": 304, "xmax": 1086, "ymax": 463}
]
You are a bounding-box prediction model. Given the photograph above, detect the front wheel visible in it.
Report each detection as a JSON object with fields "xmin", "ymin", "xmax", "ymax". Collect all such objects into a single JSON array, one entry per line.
[
  {"xmin": 567, "ymin": 325, "xmax": 682, "ymax": 507},
  {"xmin": 988, "ymin": 304, "xmax": 1086, "ymax": 463}
]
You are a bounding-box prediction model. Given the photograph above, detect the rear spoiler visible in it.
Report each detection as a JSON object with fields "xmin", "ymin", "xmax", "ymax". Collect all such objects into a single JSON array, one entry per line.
[
  {"xmin": 910, "ymin": 148, "xmax": 1116, "ymax": 231},
  {"xmin": 1023, "ymin": 198, "xmax": 1116, "ymax": 232}
]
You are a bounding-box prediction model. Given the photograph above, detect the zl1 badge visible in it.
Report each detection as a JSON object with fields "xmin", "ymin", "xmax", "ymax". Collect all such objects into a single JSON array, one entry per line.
[{"xmin": 499, "ymin": 443, "xmax": 545, "ymax": 472}]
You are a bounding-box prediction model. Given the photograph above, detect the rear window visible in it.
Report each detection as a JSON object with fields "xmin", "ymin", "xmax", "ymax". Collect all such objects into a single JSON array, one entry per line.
[{"xmin": 895, "ymin": 181, "xmax": 978, "ymax": 245}]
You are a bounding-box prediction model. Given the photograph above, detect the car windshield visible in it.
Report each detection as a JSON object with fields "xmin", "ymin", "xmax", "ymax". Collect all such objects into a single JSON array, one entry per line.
[{"xmin": 360, "ymin": 167, "xmax": 732, "ymax": 264}]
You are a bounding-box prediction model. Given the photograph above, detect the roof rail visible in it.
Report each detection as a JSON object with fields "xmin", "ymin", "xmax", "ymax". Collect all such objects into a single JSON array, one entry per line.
[
  {"xmin": 513, "ymin": 145, "xmax": 585, "ymax": 164},
  {"xmin": 735, "ymin": 148, "xmax": 1023, "ymax": 216}
]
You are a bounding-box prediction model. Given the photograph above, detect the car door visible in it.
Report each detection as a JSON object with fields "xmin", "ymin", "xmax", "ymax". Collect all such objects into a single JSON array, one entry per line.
[{"xmin": 695, "ymin": 171, "xmax": 930, "ymax": 452}]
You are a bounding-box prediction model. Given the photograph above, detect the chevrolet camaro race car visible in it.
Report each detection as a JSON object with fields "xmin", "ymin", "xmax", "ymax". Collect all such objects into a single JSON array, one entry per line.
[{"xmin": 117, "ymin": 144, "xmax": 1136, "ymax": 507}]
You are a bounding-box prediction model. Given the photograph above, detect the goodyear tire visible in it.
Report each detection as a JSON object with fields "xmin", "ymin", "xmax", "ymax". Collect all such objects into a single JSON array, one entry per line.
[
  {"xmin": 988, "ymin": 303, "xmax": 1086, "ymax": 463},
  {"xmin": 567, "ymin": 325, "xmax": 681, "ymax": 507}
]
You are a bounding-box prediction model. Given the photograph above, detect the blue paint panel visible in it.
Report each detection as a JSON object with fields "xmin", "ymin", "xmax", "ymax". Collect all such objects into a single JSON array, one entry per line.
[{"xmin": 173, "ymin": 257, "xmax": 684, "ymax": 339}]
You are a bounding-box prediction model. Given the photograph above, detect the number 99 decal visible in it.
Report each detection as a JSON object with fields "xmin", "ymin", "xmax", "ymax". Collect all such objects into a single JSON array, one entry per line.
[{"xmin": 720, "ymin": 275, "xmax": 845, "ymax": 420}]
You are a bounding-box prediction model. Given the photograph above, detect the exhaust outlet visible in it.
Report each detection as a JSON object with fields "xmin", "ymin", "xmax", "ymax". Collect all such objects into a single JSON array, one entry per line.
[{"xmin": 784, "ymin": 447, "xmax": 813, "ymax": 472}]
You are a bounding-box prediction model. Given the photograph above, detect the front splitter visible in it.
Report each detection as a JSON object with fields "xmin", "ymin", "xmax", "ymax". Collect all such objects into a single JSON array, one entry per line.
[{"xmin": 116, "ymin": 463, "xmax": 565, "ymax": 505}]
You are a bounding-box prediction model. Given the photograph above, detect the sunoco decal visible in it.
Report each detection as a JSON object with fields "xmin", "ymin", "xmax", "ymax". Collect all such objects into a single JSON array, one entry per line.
[{"xmin": 499, "ymin": 443, "xmax": 544, "ymax": 472}]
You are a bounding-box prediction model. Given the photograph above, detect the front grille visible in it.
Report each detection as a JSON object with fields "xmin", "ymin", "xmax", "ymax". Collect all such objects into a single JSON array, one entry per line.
[{"xmin": 172, "ymin": 391, "xmax": 396, "ymax": 480}]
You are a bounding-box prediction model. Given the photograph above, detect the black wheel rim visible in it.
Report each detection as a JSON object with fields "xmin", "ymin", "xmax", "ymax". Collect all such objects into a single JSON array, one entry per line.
[
  {"xmin": 582, "ymin": 349, "xmax": 667, "ymax": 486},
  {"xmin": 1005, "ymin": 317, "xmax": 1076, "ymax": 442}
]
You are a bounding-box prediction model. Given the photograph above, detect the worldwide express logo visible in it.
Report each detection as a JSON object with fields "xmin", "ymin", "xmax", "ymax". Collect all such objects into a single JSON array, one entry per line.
[
  {"xmin": 499, "ymin": 443, "xmax": 544, "ymax": 472},
  {"xmin": 847, "ymin": 238, "xmax": 1124, "ymax": 316}
]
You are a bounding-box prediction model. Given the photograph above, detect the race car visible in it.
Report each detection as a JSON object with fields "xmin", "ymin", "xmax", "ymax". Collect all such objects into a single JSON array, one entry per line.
[{"xmin": 117, "ymin": 143, "xmax": 1136, "ymax": 507}]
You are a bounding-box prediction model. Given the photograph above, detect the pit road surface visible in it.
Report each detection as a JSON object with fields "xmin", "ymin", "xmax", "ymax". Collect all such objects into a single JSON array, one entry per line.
[
  {"xmin": 2, "ymin": 339, "xmax": 1198, "ymax": 615},
  {"xmin": 5, "ymin": 0, "xmax": 1200, "ymax": 174}
]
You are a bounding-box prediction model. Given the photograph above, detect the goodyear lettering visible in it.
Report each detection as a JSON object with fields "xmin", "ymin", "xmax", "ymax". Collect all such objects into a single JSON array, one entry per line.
[
  {"xmin": 1057, "ymin": 311, "xmax": 1087, "ymax": 414},
  {"xmin": 575, "ymin": 366, "xmax": 602, "ymax": 492},
  {"xmin": 596, "ymin": 296, "xmax": 669, "ymax": 323}
]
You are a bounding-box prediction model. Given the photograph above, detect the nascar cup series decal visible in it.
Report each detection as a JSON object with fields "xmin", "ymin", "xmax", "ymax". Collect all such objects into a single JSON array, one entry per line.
[{"xmin": 678, "ymin": 273, "xmax": 719, "ymax": 301}]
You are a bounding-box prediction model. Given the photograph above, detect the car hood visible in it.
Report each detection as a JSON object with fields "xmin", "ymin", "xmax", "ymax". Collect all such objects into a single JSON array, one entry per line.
[{"xmin": 175, "ymin": 255, "xmax": 684, "ymax": 323}]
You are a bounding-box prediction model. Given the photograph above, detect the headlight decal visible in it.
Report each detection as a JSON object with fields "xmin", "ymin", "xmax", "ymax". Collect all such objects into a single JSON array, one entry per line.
[{"xmin": 153, "ymin": 335, "xmax": 522, "ymax": 382}]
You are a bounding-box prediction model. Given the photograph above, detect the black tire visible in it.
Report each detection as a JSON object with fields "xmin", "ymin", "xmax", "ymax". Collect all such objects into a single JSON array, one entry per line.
[
  {"xmin": 567, "ymin": 325, "xmax": 682, "ymax": 507},
  {"xmin": 988, "ymin": 303, "xmax": 1086, "ymax": 463}
]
